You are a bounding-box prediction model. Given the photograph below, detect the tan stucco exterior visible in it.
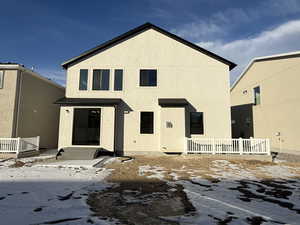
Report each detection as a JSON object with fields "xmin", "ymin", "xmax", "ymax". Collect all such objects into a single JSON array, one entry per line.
[
  {"xmin": 231, "ymin": 53, "xmax": 300, "ymax": 154},
  {"xmin": 0, "ymin": 65, "xmax": 65, "ymax": 148},
  {"xmin": 58, "ymin": 28, "xmax": 232, "ymax": 155},
  {"xmin": 0, "ymin": 70, "xmax": 18, "ymax": 137}
]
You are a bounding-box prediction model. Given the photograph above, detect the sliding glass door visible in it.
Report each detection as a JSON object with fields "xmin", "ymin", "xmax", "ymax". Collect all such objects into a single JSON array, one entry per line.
[{"xmin": 72, "ymin": 108, "xmax": 101, "ymax": 145}]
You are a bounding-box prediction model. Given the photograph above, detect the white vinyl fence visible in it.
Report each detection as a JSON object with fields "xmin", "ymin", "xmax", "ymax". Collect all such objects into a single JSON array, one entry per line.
[
  {"xmin": 0, "ymin": 136, "xmax": 40, "ymax": 156},
  {"xmin": 185, "ymin": 138, "xmax": 270, "ymax": 155}
]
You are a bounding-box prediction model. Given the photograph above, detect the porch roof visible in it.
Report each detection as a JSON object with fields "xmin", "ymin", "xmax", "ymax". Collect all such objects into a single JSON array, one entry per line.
[
  {"xmin": 54, "ymin": 97, "xmax": 122, "ymax": 106},
  {"xmin": 158, "ymin": 98, "xmax": 188, "ymax": 107}
]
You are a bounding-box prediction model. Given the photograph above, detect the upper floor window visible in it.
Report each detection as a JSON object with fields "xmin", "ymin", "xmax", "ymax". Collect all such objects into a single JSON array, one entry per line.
[
  {"xmin": 253, "ymin": 86, "xmax": 260, "ymax": 105},
  {"xmin": 140, "ymin": 69, "xmax": 157, "ymax": 86},
  {"xmin": 0, "ymin": 71, "xmax": 4, "ymax": 89},
  {"xmin": 93, "ymin": 69, "xmax": 110, "ymax": 90},
  {"xmin": 190, "ymin": 112, "xmax": 204, "ymax": 135},
  {"xmin": 140, "ymin": 112, "xmax": 154, "ymax": 134},
  {"xmin": 79, "ymin": 69, "xmax": 88, "ymax": 90},
  {"xmin": 114, "ymin": 69, "xmax": 123, "ymax": 91}
]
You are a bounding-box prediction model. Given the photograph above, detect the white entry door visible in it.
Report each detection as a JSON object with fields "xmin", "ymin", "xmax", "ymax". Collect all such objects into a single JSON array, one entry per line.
[{"xmin": 160, "ymin": 107, "xmax": 185, "ymax": 152}]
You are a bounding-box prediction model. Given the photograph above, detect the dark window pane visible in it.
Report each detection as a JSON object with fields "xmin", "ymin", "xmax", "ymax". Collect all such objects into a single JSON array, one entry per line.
[
  {"xmin": 72, "ymin": 108, "xmax": 101, "ymax": 145},
  {"xmin": 114, "ymin": 69, "xmax": 123, "ymax": 91},
  {"xmin": 93, "ymin": 69, "xmax": 110, "ymax": 90},
  {"xmin": 190, "ymin": 112, "xmax": 204, "ymax": 135},
  {"xmin": 79, "ymin": 69, "xmax": 88, "ymax": 90},
  {"xmin": 140, "ymin": 112, "xmax": 154, "ymax": 134},
  {"xmin": 93, "ymin": 70, "xmax": 101, "ymax": 90},
  {"xmin": 254, "ymin": 86, "xmax": 260, "ymax": 105},
  {"xmin": 140, "ymin": 70, "xmax": 157, "ymax": 86}
]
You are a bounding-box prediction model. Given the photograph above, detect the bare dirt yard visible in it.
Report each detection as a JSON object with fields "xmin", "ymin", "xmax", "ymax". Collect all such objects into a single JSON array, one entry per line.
[{"xmin": 0, "ymin": 155, "xmax": 300, "ymax": 225}]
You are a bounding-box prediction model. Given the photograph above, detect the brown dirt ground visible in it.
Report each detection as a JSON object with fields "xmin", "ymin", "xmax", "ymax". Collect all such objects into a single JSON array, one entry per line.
[{"xmin": 105, "ymin": 155, "xmax": 300, "ymax": 182}]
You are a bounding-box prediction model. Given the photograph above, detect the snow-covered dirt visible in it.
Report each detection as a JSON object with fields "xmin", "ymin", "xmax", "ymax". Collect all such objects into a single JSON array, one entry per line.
[
  {"xmin": 0, "ymin": 157, "xmax": 114, "ymax": 225},
  {"xmin": 138, "ymin": 160, "xmax": 300, "ymax": 225},
  {"xmin": 1, "ymin": 156, "xmax": 300, "ymax": 225}
]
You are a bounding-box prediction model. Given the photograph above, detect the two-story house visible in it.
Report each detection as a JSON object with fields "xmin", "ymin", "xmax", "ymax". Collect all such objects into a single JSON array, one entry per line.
[
  {"xmin": 231, "ymin": 51, "xmax": 300, "ymax": 155},
  {"xmin": 0, "ymin": 63, "xmax": 64, "ymax": 149},
  {"xmin": 55, "ymin": 23, "xmax": 236, "ymax": 157}
]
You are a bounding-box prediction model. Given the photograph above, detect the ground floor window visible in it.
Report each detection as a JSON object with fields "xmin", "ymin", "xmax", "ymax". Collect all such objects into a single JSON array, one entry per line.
[
  {"xmin": 190, "ymin": 112, "xmax": 204, "ymax": 135},
  {"xmin": 72, "ymin": 108, "xmax": 101, "ymax": 145},
  {"xmin": 140, "ymin": 112, "xmax": 154, "ymax": 134}
]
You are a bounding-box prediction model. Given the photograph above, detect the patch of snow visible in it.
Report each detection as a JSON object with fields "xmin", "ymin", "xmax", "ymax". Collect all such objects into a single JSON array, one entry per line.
[
  {"xmin": 211, "ymin": 160, "xmax": 257, "ymax": 180},
  {"xmin": 139, "ymin": 165, "xmax": 166, "ymax": 180},
  {"xmin": 173, "ymin": 176, "xmax": 300, "ymax": 225},
  {"xmin": 258, "ymin": 165, "xmax": 298, "ymax": 178},
  {"xmin": 169, "ymin": 172, "xmax": 180, "ymax": 180},
  {"xmin": 0, "ymin": 162, "xmax": 112, "ymax": 224},
  {"xmin": 0, "ymin": 155, "xmax": 55, "ymax": 167},
  {"xmin": 102, "ymin": 157, "xmax": 120, "ymax": 165},
  {"xmin": 36, "ymin": 158, "xmax": 107, "ymax": 169}
]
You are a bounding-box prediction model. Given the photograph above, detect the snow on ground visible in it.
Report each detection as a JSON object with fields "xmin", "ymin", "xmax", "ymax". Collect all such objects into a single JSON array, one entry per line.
[
  {"xmin": 0, "ymin": 157, "xmax": 114, "ymax": 225},
  {"xmin": 1, "ymin": 156, "xmax": 300, "ymax": 225},
  {"xmin": 139, "ymin": 165, "xmax": 166, "ymax": 180},
  {"xmin": 259, "ymin": 165, "xmax": 299, "ymax": 178},
  {"xmin": 180, "ymin": 160, "xmax": 300, "ymax": 225},
  {"xmin": 139, "ymin": 160, "xmax": 300, "ymax": 225}
]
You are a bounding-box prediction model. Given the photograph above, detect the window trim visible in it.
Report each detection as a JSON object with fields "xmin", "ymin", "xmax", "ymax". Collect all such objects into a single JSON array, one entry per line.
[
  {"xmin": 114, "ymin": 69, "xmax": 123, "ymax": 91},
  {"xmin": 140, "ymin": 111, "xmax": 154, "ymax": 134},
  {"xmin": 190, "ymin": 112, "xmax": 204, "ymax": 135},
  {"xmin": 79, "ymin": 69, "xmax": 88, "ymax": 91},
  {"xmin": 92, "ymin": 69, "xmax": 110, "ymax": 91},
  {"xmin": 139, "ymin": 69, "xmax": 157, "ymax": 87},
  {"xmin": 0, "ymin": 70, "xmax": 4, "ymax": 89}
]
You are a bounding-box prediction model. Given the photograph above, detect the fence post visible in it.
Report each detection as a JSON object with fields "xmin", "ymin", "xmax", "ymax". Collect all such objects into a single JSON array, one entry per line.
[
  {"xmin": 239, "ymin": 138, "xmax": 243, "ymax": 155},
  {"xmin": 212, "ymin": 138, "xmax": 216, "ymax": 155},
  {"xmin": 266, "ymin": 139, "xmax": 271, "ymax": 155},
  {"xmin": 36, "ymin": 136, "xmax": 40, "ymax": 151},
  {"xmin": 16, "ymin": 137, "xmax": 21, "ymax": 158}
]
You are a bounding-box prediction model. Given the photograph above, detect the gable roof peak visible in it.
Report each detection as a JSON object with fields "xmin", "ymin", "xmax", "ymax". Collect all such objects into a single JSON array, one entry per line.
[{"xmin": 61, "ymin": 22, "xmax": 236, "ymax": 70}]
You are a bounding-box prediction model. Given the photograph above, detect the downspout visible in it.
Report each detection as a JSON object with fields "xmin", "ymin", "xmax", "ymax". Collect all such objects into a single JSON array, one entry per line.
[{"xmin": 113, "ymin": 104, "xmax": 118, "ymax": 156}]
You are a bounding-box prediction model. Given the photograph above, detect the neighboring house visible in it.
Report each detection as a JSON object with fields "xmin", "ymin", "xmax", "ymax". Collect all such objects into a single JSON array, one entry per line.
[
  {"xmin": 55, "ymin": 23, "xmax": 236, "ymax": 156},
  {"xmin": 231, "ymin": 51, "xmax": 300, "ymax": 154},
  {"xmin": 0, "ymin": 63, "xmax": 65, "ymax": 149}
]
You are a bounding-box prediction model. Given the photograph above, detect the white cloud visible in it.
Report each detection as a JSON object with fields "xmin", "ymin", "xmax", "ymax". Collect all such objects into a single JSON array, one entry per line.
[
  {"xmin": 171, "ymin": 21, "xmax": 224, "ymax": 40},
  {"xmin": 172, "ymin": 0, "xmax": 300, "ymax": 41},
  {"xmin": 197, "ymin": 20, "xmax": 300, "ymax": 84}
]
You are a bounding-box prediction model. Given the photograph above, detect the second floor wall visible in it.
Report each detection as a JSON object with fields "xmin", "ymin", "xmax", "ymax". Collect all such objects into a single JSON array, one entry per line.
[{"xmin": 65, "ymin": 29, "xmax": 231, "ymax": 105}]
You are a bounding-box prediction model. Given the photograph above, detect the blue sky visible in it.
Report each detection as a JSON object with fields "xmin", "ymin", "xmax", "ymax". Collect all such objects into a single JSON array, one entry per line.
[{"xmin": 1, "ymin": 0, "xmax": 300, "ymax": 86}]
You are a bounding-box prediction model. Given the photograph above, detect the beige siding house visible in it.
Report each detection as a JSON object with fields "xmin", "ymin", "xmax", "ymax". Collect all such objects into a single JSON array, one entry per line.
[
  {"xmin": 231, "ymin": 51, "xmax": 300, "ymax": 154},
  {"xmin": 0, "ymin": 64, "xmax": 65, "ymax": 149},
  {"xmin": 56, "ymin": 23, "xmax": 236, "ymax": 156}
]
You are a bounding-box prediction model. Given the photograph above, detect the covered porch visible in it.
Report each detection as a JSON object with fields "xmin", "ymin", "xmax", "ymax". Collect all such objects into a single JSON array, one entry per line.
[{"xmin": 55, "ymin": 97, "xmax": 122, "ymax": 159}]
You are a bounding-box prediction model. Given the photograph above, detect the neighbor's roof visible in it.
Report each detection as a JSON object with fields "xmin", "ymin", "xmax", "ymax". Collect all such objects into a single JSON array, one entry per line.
[
  {"xmin": 62, "ymin": 22, "xmax": 236, "ymax": 70},
  {"xmin": 0, "ymin": 63, "xmax": 64, "ymax": 90},
  {"xmin": 231, "ymin": 51, "xmax": 300, "ymax": 91}
]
